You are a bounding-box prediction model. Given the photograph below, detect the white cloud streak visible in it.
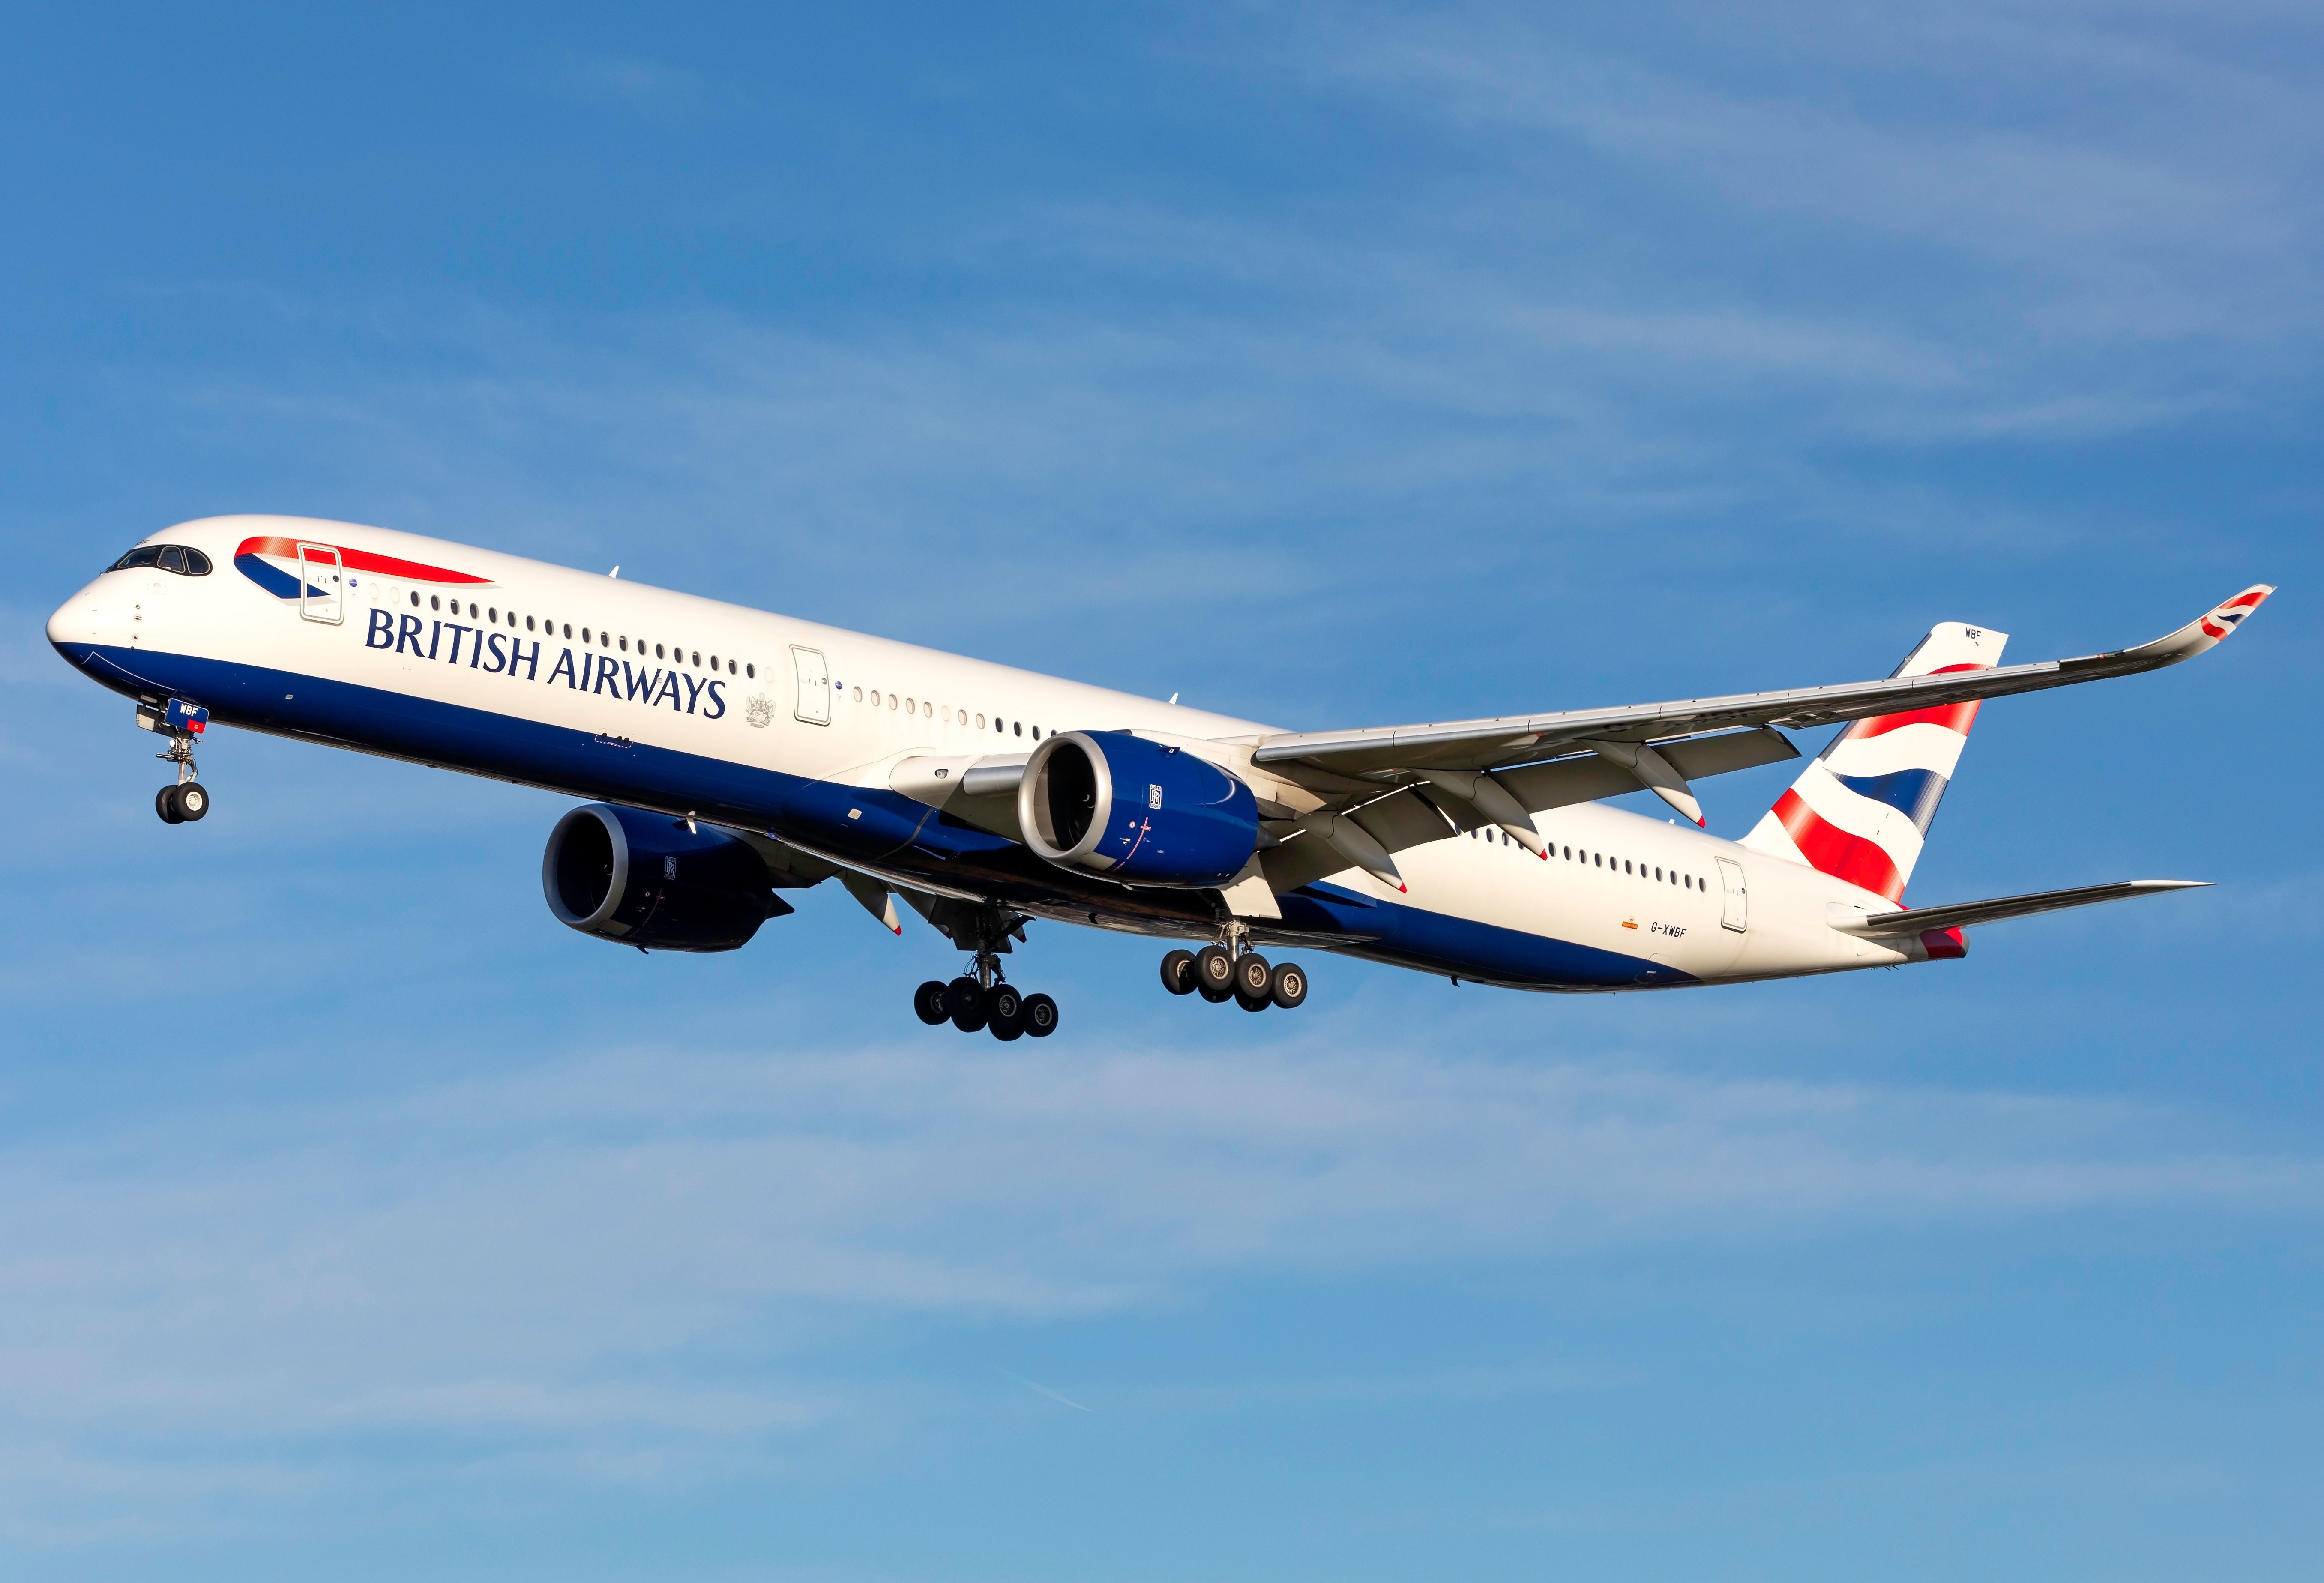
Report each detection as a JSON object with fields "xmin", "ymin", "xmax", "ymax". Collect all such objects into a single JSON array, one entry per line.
[{"xmin": 0, "ymin": 1032, "xmax": 2311, "ymax": 1534}]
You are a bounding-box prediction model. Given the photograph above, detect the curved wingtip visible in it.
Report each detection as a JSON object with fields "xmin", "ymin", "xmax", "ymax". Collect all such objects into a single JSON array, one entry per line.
[{"xmin": 2129, "ymin": 584, "xmax": 2276, "ymax": 665}]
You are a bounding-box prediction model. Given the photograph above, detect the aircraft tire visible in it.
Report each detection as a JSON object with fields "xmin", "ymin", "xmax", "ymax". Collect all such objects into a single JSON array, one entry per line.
[
  {"xmin": 987, "ymin": 984, "xmax": 1025, "ymax": 1037},
  {"xmin": 1021, "ymin": 993, "xmax": 1059, "ymax": 1037},
  {"xmin": 176, "ymin": 783, "xmax": 210, "ymax": 821},
  {"xmin": 1159, "ymin": 949, "xmax": 1197, "ymax": 995},
  {"xmin": 946, "ymin": 976, "xmax": 987, "ymax": 1033},
  {"xmin": 913, "ymin": 980, "xmax": 950, "ymax": 1025},
  {"xmin": 1233, "ymin": 953, "xmax": 1271, "ymax": 1001},
  {"xmin": 156, "ymin": 785, "xmax": 185, "ymax": 824},
  {"xmin": 1269, "ymin": 961, "xmax": 1308, "ymax": 1010},
  {"xmin": 1193, "ymin": 945, "xmax": 1234, "ymax": 997}
]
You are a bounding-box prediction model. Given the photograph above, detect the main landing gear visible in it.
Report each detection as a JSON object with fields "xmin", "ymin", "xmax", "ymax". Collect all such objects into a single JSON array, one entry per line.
[
  {"xmin": 911, "ymin": 900, "xmax": 1059, "ymax": 1041},
  {"xmin": 1160, "ymin": 940, "xmax": 1309, "ymax": 1013},
  {"xmin": 913, "ymin": 975, "xmax": 1059, "ymax": 1041}
]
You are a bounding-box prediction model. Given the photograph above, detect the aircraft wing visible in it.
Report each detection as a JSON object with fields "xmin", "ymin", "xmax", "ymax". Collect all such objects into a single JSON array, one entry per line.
[
  {"xmin": 1250, "ymin": 585, "xmax": 2274, "ymax": 781},
  {"xmin": 1833, "ymin": 879, "xmax": 2209, "ymax": 936}
]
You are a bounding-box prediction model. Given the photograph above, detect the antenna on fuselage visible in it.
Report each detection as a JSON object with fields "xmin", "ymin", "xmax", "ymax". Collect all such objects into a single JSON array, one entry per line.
[{"xmin": 609, "ymin": 566, "xmax": 620, "ymax": 579}]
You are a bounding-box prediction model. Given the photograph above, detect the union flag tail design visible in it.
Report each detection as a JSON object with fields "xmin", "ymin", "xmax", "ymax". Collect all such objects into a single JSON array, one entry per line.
[{"xmin": 1738, "ymin": 621, "xmax": 2007, "ymax": 903}]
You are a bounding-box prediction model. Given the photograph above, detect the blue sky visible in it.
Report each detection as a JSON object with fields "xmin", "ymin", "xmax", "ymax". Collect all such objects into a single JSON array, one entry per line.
[{"xmin": 3, "ymin": 3, "xmax": 2320, "ymax": 1577}]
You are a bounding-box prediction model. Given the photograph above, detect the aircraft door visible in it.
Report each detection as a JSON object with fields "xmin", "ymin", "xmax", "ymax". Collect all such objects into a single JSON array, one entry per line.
[
  {"xmin": 791, "ymin": 645, "xmax": 831, "ymax": 724},
  {"xmin": 298, "ymin": 543, "xmax": 344, "ymax": 625},
  {"xmin": 1715, "ymin": 857, "xmax": 1749, "ymax": 932}
]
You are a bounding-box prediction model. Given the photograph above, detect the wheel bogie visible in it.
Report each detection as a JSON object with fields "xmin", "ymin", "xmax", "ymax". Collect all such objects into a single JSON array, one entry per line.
[{"xmin": 1168, "ymin": 947, "xmax": 1312, "ymax": 1013}]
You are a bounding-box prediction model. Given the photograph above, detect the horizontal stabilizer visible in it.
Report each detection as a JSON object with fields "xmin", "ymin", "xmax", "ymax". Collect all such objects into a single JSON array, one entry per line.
[{"xmin": 1833, "ymin": 878, "xmax": 2208, "ymax": 936}]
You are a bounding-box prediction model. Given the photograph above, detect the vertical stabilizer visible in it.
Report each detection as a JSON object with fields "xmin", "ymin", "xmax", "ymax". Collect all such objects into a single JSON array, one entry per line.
[{"xmin": 1737, "ymin": 621, "xmax": 2007, "ymax": 902}]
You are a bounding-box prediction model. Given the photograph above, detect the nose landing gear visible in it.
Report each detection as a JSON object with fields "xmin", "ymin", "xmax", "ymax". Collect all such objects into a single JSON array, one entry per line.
[{"xmin": 141, "ymin": 699, "xmax": 212, "ymax": 824}]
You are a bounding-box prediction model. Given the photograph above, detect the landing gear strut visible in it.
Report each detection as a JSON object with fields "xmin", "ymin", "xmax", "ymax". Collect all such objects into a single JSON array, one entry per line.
[
  {"xmin": 1160, "ymin": 929, "xmax": 1309, "ymax": 1013},
  {"xmin": 144, "ymin": 701, "xmax": 211, "ymax": 824},
  {"xmin": 911, "ymin": 899, "xmax": 1059, "ymax": 1040}
]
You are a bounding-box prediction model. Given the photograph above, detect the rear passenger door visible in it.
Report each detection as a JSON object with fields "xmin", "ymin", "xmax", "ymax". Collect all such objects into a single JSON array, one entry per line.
[{"xmin": 1715, "ymin": 857, "xmax": 1749, "ymax": 932}]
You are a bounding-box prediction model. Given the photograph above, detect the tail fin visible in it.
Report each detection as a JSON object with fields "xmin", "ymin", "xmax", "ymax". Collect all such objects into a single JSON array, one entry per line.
[{"xmin": 1738, "ymin": 621, "xmax": 2007, "ymax": 902}]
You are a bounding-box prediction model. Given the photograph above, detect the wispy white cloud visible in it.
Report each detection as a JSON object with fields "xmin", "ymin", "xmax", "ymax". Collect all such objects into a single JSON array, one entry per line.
[{"xmin": 0, "ymin": 1033, "xmax": 2310, "ymax": 1532}]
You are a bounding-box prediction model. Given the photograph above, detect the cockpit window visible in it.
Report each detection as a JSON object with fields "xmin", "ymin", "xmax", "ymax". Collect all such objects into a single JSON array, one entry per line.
[{"xmin": 108, "ymin": 545, "xmax": 211, "ymax": 576}]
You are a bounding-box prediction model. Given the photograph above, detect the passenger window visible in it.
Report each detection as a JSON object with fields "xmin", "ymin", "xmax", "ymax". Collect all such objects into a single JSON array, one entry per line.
[
  {"xmin": 691, "ymin": 651, "xmax": 701, "ymax": 667},
  {"xmin": 1012, "ymin": 721, "xmax": 1022, "ymax": 736},
  {"xmin": 747, "ymin": 663, "xmax": 755, "ymax": 678},
  {"xmin": 410, "ymin": 591, "xmax": 420, "ymax": 606}
]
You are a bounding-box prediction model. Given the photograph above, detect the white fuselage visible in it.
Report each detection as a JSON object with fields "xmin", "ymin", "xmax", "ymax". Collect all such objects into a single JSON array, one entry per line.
[{"xmin": 49, "ymin": 515, "xmax": 1923, "ymax": 992}]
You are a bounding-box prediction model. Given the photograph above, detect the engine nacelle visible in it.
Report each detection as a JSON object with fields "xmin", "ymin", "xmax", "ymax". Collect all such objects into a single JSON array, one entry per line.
[
  {"xmin": 542, "ymin": 803, "xmax": 791, "ymax": 953},
  {"xmin": 1019, "ymin": 730, "xmax": 1259, "ymax": 888}
]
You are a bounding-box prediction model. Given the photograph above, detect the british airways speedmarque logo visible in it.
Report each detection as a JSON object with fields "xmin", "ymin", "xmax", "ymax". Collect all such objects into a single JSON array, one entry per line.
[{"xmin": 234, "ymin": 535, "xmax": 489, "ymax": 601}]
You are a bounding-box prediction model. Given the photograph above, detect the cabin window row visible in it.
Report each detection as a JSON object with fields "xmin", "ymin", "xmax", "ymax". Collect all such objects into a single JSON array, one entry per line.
[
  {"xmin": 848, "ymin": 687, "xmax": 1045, "ymax": 741},
  {"xmin": 403, "ymin": 590, "xmax": 756, "ymax": 678},
  {"xmin": 1468, "ymin": 825, "xmax": 1704, "ymax": 889}
]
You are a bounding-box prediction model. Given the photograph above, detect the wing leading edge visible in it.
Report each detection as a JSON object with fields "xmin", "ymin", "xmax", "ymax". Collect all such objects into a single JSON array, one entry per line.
[{"xmin": 1250, "ymin": 585, "xmax": 2275, "ymax": 781}]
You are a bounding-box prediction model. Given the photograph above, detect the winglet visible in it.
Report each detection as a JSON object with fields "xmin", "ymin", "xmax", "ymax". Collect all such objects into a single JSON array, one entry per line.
[{"xmin": 2120, "ymin": 584, "xmax": 2275, "ymax": 666}]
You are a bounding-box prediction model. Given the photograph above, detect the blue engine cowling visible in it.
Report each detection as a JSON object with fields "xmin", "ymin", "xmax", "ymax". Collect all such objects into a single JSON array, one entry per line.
[
  {"xmin": 1018, "ymin": 730, "xmax": 1259, "ymax": 887},
  {"xmin": 542, "ymin": 803, "xmax": 792, "ymax": 953}
]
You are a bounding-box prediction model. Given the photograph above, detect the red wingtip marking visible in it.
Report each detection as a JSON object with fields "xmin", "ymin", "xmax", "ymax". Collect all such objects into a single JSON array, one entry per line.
[
  {"xmin": 1694, "ymin": 817, "xmax": 1707, "ymax": 827},
  {"xmin": 2201, "ymin": 619, "xmax": 2227, "ymax": 638}
]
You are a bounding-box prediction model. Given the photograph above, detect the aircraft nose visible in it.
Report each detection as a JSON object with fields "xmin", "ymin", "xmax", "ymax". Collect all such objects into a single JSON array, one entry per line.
[{"xmin": 48, "ymin": 576, "xmax": 126, "ymax": 662}]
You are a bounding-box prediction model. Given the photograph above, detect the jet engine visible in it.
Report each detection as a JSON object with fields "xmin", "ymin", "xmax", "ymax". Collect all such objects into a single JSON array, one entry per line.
[
  {"xmin": 1019, "ymin": 730, "xmax": 1259, "ymax": 888},
  {"xmin": 542, "ymin": 803, "xmax": 791, "ymax": 952}
]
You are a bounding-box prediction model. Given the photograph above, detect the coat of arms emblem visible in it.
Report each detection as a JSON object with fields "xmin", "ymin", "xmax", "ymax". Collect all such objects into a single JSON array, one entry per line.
[{"xmin": 744, "ymin": 693, "xmax": 775, "ymax": 728}]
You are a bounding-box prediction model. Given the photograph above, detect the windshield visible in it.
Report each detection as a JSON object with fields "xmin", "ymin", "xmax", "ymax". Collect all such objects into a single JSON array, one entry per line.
[{"xmin": 108, "ymin": 545, "xmax": 211, "ymax": 576}]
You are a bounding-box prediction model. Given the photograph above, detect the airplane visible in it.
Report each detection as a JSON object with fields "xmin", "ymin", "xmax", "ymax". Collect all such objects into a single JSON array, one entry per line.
[{"xmin": 47, "ymin": 516, "xmax": 2273, "ymax": 1038}]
